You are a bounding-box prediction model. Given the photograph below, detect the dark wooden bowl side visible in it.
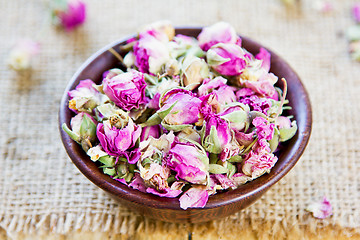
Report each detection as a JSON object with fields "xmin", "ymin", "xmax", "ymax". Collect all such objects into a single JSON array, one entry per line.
[{"xmin": 59, "ymin": 28, "xmax": 312, "ymax": 223}]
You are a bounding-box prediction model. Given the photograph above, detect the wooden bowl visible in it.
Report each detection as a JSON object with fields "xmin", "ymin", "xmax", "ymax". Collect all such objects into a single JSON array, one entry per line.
[{"xmin": 59, "ymin": 28, "xmax": 312, "ymax": 223}]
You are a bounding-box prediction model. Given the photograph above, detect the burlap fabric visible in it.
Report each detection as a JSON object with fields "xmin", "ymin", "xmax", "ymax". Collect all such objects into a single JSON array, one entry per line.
[{"xmin": 1, "ymin": 0, "xmax": 360, "ymax": 239}]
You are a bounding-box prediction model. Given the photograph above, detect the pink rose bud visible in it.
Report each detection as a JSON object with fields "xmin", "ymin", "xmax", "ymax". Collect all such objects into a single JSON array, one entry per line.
[
  {"xmin": 242, "ymin": 145, "xmax": 278, "ymax": 179},
  {"xmin": 133, "ymin": 34, "xmax": 170, "ymax": 74},
  {"xmin": 353, "ymin": 3, "xmax": 360, "ymax": 23},
  {"xmin": 62, "ymin": 112, "xmax": 97, "ymax": 151},
  {"xmin": 198, "ymin": 77, "xmax": 227, "ymax": 96},
  {"xmin": 53, "ymin": 0, "xmax": 86, "ymax": 32},
  {"xmin": 197, "ymin": 22, "xmax": 240, "ymax": 51},
  {"xmin": 180, "ymin": 55, "xmax": 209, "ymax": 90},
  {"xmin": 68, "ymin": 79, "xmax": 105, "ymax": 113},
  {"xmin": 96, "ymin": 117, "xmax": 141, "ymax": 156},
  {"xmin": 219, "ymin": 105, "xmax": 249, "ymax": 131},
  {"xmin": 242, "ymin": 139, "xmax": 277, "ymax": 179},
  {"xmin": 169, "ymin": 34, "xmax": 204, "ymax": 59},
  {"xmin": 206, "ymin": 43, "xmax": 248, "ymax": 76},
  {"xmin": 253, "ymin": 117, "xmax": 275, "ymax": 141},
  {"xmin": 242, "ymin": 73, "xmax": 278, "ymax": 98},
  {"xmin": 138, "ymin": 162, "xmax": 184, "ymax": 198},
  {"xmin": 128, "ymin": 173, "xmax": 147, "ymax": 193},
  {"xmin": 234, "ymin": 130, "xmax": 256, "ymax": 147},
  {"xmin": 159, "ymin": 89, "xmax": 202, "ymax": 126},
  {"xmin": 201, "ymin": 114, "xmax": 232, "ymax": 154},
  {"xmin": 166, "ymin": 141, "xmax": 209, "ymax": 185},
  {"xmin": 103, "ymin": 70, "xmax": 147, "ymax": 111},
  {"xmin": 179, "ymin": 186, "xmax": 209, "ymax": 210},
  {"xmin": 238, "ymin": 92, "xmax": 271, "ymax": 115}
]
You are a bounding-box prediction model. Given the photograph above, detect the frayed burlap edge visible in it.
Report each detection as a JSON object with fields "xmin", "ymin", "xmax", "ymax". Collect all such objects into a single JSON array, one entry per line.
[{"xmin": 1, "ymin": 213, "xmax": 360, "ymax": 240}]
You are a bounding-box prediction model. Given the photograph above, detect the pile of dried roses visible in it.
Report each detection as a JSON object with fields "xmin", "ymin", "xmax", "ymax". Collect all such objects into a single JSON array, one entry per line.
[{"xmin": 62, "ymin": 21, "xmax": 297, "ymax": 210}]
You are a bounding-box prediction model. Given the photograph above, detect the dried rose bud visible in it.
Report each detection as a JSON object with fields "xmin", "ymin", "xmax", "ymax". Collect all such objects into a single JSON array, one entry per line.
[
  {"xmin": 103, "ymin": 70, "xmax": 147, "ymax": 111},
  {"xmin": 238, "ymin": 92, "xmax": 271, "ymax": 115},
  {"xmin": 253, "ymin": 117, "xmax": 275, "ymax": 141},
  {"xmin": 201, "ymin": 115, "xmax": 232, "ymax": 154},
  {"xmin": 207, "ymin": 43, "xmax": 248, "ymax": 76},
  {"xmin": 96, "ymin": 103, "xmax": 129, "ymax": 122},
  {"xmin": 220, "ymin": 105, "xmax": 249, "ymax": 132},
  {"xmin": 123, "ymin": 51, "xmax": 136, "ymax": 68},
  {"xmin": 169, "ymin": 34, "xmax": 203, "ymax": 59},
  {"xmin": 7, "ymin": 39, "xmax": 39, "ymax": 71},
  {"xmin": 197, "ymin": 22, "xmax": 240, "ymax": 51},
  {"xmin": 242, "ymin": 139, "xmax": 278, "ymax": 179},
  {"xmin": 353, "ymin": 3, "xmax": 360, "ymax": 23},
  {"xmin": 52, "ymin": 0, "xmax": 86, "ymax": 32},
  {"xmin": 158, "ymin": 89, "xmax": 202, "ymax": 129},
  {"xmin": 166, "ymin": 140, "xmax": 209, "ymax": 185},
  {"xmin": 276, "ymin": 116, "xmax": 297, "ymax": 142},
  {"xmin": 133, "ymin": 34, "xmax": 170, "ymax": 74},
  {"xmin": 177, "ymin": 127, "xmax": 201, "ymax": 144},
  {"xmin": 180, "ymin": 55, "xmax": 209, "ymax": 90},
  {"xmin": 62, "ymin": 112, "xmax": 97, "ymax": 151},
  {"xmin": 163, "ymin": 58, "xmax": 180, "ymax": 76},
  {"xmin": 96, "ymin": 118, "xmax": 141, "ymax": 156},
  {"xmin": 230, "ymin": 172, "xmax": 252, "ymax": 187},
  {"xmin": 69, "ymin": 79, "xmax": 106, "ymax": 113},
  {"xmin": 138, "ymin": 163, "xmax": 170, "ymax": 190}
]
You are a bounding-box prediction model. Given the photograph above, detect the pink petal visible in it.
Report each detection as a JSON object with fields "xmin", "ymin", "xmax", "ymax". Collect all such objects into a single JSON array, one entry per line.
[
  {"xmin": 179, "ymin": 187, "xmax": 209, "ymax": 210},
  {"xmin": 306, "ymin": 196, "xmax": 333, "ymax": 219}
]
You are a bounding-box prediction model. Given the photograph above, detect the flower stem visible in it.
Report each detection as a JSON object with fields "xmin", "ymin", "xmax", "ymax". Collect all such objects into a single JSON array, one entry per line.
[{"xmin": 108, "ymin": 47, "xmax": 124, "ymax": 63}]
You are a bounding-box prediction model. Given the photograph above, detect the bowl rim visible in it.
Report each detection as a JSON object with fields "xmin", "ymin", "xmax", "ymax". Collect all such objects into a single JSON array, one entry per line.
[{"xmin": 59, "ymin": 27, "xmax": 312, "ymax": 211}]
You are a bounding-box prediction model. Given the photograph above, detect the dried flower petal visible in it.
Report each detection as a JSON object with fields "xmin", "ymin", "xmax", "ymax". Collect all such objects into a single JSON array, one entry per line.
[
  {"xmin": 255, "ymin": 48, "xmax": 271, "ymax": 72},
  {"xmin": 87, "ymin": 145, "xmax": 107, "ymax": 161},
  {"xmin": 179, "ymin": 186, "xmax": 209, "ymax": 210},
  {"xmin": 306, "ymin": 196, "xmax": 333, "ymax": 219}
]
